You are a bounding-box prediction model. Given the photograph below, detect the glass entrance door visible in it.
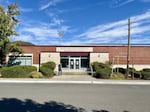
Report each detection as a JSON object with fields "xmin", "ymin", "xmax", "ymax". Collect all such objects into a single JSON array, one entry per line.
[{"xmin": 69, "ymin": 58, "xmax": 80, "ymax": 69}]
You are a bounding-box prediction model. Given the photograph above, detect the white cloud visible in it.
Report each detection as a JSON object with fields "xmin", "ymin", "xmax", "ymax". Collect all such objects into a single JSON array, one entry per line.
[
  {"xmin": 10, "ymin": 34, "xmax": 34, "ymax": 42},
  {"xmin": 111, "ymin": 0, "xmax": 135, "ymax": 8},
  {"xmin": 49, "ymin": 17, "xmax": 64, "ymax": 26},
  {"xmin": 22, "ymin": 27, "xmax": 59, "ymax": 38},
  {"xmin": 40, "ymin": 0, "xmax": 64, "ymax": 11},
  {"xmin": 20, "ymin": 7, "xmax": 33, "ymax": 12},
  {"xmin": 77, "ymin": 9, "xmax": 150, "ymax": 44},
  {"xmin": 14, "ymin": 19, "xmax": 70, "ymax": 45}
]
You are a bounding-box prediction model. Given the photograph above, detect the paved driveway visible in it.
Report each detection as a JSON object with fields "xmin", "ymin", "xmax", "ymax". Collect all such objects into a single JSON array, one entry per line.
[{"xmin": 0, "ymin": 83, "xmax": 150, "ymax": 112}]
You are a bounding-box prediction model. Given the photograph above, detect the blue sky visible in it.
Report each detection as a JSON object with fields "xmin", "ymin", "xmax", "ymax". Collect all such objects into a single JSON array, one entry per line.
[{"xmin": 1, "ymin": 0, "xmax": 150, "ymax": 45}]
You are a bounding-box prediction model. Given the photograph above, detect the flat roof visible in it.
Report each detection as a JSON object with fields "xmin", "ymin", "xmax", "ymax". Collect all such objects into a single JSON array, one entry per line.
[{"xmin": 20, "ymin": 43, "xmax": 150, "ymax": 47}]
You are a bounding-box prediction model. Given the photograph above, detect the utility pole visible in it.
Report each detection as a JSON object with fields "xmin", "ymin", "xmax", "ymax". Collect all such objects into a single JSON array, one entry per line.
[{"xmin": 126, "ymin": 18, "xmax": 130, "ymax": 78}]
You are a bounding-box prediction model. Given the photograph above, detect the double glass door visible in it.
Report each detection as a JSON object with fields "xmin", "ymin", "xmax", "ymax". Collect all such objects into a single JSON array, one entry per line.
[{"xmin": 70, "ymin": 58, "xmax": 80, "ymax": 69}]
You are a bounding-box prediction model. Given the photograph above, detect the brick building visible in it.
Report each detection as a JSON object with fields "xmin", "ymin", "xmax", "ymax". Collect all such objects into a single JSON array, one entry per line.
[{"xmin": 7, "ymin": 45, "xmax": 150, "ymax": 74}]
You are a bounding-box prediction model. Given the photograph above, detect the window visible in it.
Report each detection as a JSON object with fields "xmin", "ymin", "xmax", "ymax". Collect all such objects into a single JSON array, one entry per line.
[
  {"xmin": 61, "ymin": 58, "xmax": 69, "ymax": 68},
  {"xmin": 8, "ymin": 55, "xmax": 32, "ymax": 66},
  {"xmin": 81, "ymin": 59, "xmax": 89, "ymax": 68}
]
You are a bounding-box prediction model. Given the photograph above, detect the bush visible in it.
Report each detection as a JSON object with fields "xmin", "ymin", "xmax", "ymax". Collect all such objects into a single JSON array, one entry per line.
[
  {"xmin": 142, "ymin": 72, "xmax": 150, "ymax": 80},
  {"xmin": 142, "ymin": 68, "xmax": 150, "ymax": 72},
  {"xmin": 40, "ymin": 66, "xmax": 54, "ymax": 78},
  {"xmin": 29, "ymin": 71, "xmax": 44, "ymax": 78},
  {"xmin": 140, "ymin": 68, "xmax": 150, "ymax": 80},
  {"xmin": 92, "ymin": 62, "xmax": 111, "ymax": 79},
  {"xmin": 133, "ymin": 71, "xmax": 142, "ymax": 78},
  {"xmin": 114, "ymin": 67, "xmax": 126, "ymax": 74},
  {"xmin": 95, "ymin": 68, "xmax": 111, "ymax": 79},
  {"xmin": 91, "ymin": 62, "xmax": 100, "ymax": 71},
  {"xmin": 40, "ymin": 61, "xmax": 56, "ymax": 77},
  {"xmin": 141, "ymin": 68, "xmax": 150, "ymax": 80},
  {"xmin": 1, "ymin": 66, "xmax": 37, "ymax": 78},
  {"xmin": 92, "ymin": 62, "xmax": 110, "ymax": 71},
  {"xmin": 41, "ymin": 61, "xmax": 56, "ymax": 70},
  {"xmin": 110, "ymin": 73, "xmax": 125, "ymax": 80}
]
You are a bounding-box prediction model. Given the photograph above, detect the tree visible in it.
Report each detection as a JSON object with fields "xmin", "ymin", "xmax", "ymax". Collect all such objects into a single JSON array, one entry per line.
[{"xmin": 0, "ymin": 3, "xmax": 22, "ymax": 65}]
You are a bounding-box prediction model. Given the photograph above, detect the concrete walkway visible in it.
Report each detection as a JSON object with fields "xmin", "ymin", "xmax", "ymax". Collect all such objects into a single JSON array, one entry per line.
[
  {"xmin": 52, "ymin": 75, "xmax": 97, "ymax": 81},
  {"xmin": 0, "ymin": 75, "xmax": 150, "ymax": 85}
]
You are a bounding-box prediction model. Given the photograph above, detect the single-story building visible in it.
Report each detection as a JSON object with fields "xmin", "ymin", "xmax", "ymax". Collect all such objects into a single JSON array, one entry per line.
[{"xmin": 6, "ymin": 44, "xmax": 150, "ymax": 74}]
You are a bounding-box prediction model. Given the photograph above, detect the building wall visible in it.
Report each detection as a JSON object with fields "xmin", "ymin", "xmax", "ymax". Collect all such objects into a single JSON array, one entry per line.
[
  {"xmin": 93, "ymin": 46, "xmax": 150, "ymax": 65},
  {"xmin": 90, "ymin": 53, "xmax": 109, "ymax": 63},
  {"xmin": 20, "ymin": 45, "xmax": 56, "ymax": 64},
  {"xmin": 18, "ymin": 45, "xmax": 150, "ymax": 70},
  {"xmin": 113, "ymin": 64, "xmax": 150, "ymax": 71},
  {"xmin": 40, "ymin": 52, "xmax": 60, "ymax": 72}
]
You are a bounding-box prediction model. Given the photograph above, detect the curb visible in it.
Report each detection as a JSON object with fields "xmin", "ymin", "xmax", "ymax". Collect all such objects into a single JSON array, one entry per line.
[
  {"xmin": 92, "ymin": 81, "xmax": 150, "ymax": 85},
  {"xmin": 0, "ymin": 79, "xmax": 150, "ymax": 85}
]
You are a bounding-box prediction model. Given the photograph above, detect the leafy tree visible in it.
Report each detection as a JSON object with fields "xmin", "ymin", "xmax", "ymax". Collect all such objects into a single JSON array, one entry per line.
[{"xmin": 0, "ymin": 3, "xmax": 22, "ymax": 65}]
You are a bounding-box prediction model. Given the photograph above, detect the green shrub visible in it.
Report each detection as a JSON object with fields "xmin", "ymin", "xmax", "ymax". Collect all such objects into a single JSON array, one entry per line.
[
  {"xmin": 92, "ymin": 62, "xmax": 111, "ymax": 79},
  {"xmin": 142, "ymin": 68, "xmax": 150, "ymax": 72},
  {"xmin": 133, "ymin": 71, "xmax": 142, "ymax": 78},
  {"xmin": 98, "ymin": 62, "xmax": 110, "ymax": 69},
  {"xmin": 114, "ymin": 67, "xmax": 126, "ymax": 74},
  {"xmin": 142, "ymin": 71, "xmax": 150, "ymax": 80},
  {"xmin": 105, "ymin": 61, "xmax": 112, "ymax": 67},
  {"xmin": 40, "ymin": 66, "xmax": 54, "ymax": 78},
  {"xmin": 1, "ymin": 66, "xmax": 37, "ymax": 78},
  {"xmin": 29, "ymin": 71, "xmax": 44, "ymax": 78},
  {"xmin": 41, "ymin": 61, "xmax": 56, "ymax": 70},
  {"xmin": 91, "ymin": 62, "xmax": 100, "ymax": 71},
  {"xmin": 92, "ymin": 62, "xmax": 110, "ymax": 71},
  {"xmin": 110, "ymin": 72, "xmax": 125, "ymax": 80},
  {"xmin": 95, "ymin": 68, "xmax": 111, "ymax": 79}
]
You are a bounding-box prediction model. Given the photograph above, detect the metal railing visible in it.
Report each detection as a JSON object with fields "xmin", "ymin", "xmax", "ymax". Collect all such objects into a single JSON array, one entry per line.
[
  {"xmin": 57, "ymin": 64, "xmax": 62, "ymax": 75},
  {"xmin": 86, "ymin": 65, "xmax": 95, "ymax": 76},
  {"xmin": 90, "ymin": 65, "xmax": 94, "ymax": 76}
]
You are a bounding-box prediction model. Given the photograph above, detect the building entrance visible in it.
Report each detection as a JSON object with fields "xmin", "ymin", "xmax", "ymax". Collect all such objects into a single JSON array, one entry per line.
[
  {"xmin": 70, "ymin": 58, "xmax": 80, "ymax": 69},
  {"xmin": 60, "ymin": 56, "xmax": 89, "ymax": 71}
]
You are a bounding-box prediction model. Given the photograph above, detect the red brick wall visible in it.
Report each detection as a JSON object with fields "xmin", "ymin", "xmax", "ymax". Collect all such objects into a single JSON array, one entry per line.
[
  {"xmin": 20, "ymin": 45, "xmax": 150, "ymax": 65},
  {"xmin": 20, "ymin": 45, "xmax": 56, "ymax": 64},
  {"xmin": 93, "ymin": 46, "xmax": 150, "ymax": 64}
]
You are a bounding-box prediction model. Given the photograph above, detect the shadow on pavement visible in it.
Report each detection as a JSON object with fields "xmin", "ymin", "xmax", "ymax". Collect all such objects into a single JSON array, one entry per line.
[
  {"xmin": 0, "ymin": 98, "xmax": 86, "ymax": 112},
  {"xmin": 0, "ymin": 98, "xmax": 130, "ymax": 112},
  {"xmin": 92, "ymin": 110, "xmax": 130, "ymax": 112}
]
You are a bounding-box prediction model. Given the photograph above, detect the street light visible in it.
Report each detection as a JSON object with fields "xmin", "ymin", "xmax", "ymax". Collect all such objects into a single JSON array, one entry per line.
[{"xmin": 58, "ymin": 30, "xmax": 64, "ymax": 45}]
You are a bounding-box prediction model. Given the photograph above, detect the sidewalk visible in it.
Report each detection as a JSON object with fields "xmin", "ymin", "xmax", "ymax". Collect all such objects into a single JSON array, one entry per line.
[{"xmin": 0, "ymin": 75, "xmax": 150, "ymax": 85}]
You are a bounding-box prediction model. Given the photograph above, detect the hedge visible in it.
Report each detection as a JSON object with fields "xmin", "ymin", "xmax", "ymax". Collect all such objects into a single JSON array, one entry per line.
[
  {"xmin": 92, "ymin": 62, "xmax": 111, "ymax": 79},
  {"xmin": 142, "ymin": 68, "xmax": 150, "ymax": 72},
  {"xmin": 96, "ymin": 68, "xmax": 111, "ymax": 79},
  {"xmin": 40, "ymin": 66, "xmax": 54, "ymax": 77},
  {"xmin": 114, "ymin": 67, "xmax": 126, "ymax": 74},
  {"xmin": 0, "ymin": 66, "xmax": 37, "ymax": 78},
  {"xmin": 114, "ymin": 67, "xmax": 141, "ymax": 78},
  {"xmin": 141, "ymin": 68, "xmax": 150, "ymax": 80},
  {"xmin": 142, "ymin": 71, "xmax": 150, "ymax": 80},
  {"xmin": 41, "ymin": 61, "xmax": 56, "ymax": 70},
  {"xmin": 110, "ymin": 72, "xmax": 125, "ymax": 80},
  {"xmin": 29, "ymin": 71, "xmax": 44, "ymax": 78}
]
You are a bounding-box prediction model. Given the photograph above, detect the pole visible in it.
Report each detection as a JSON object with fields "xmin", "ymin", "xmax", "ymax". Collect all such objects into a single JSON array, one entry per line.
[
  {"xmin": 126, "ymin": 18, "xmax": 130, "ymax": 78},
  {"xmin": 58, "ymin": 30, "xmax": 64, "ymax": 45}
]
